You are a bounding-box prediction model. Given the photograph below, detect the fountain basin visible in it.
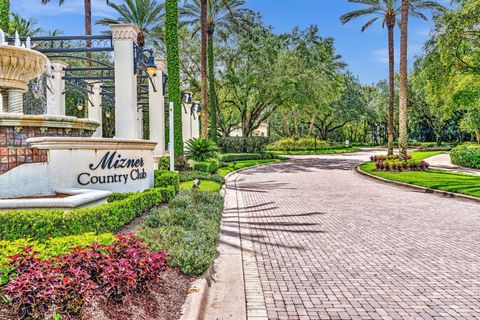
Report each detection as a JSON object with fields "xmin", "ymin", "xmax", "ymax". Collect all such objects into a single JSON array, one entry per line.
[{"xmin": 0, "ymin": 45, "xmax": 49, "ymax": 92}]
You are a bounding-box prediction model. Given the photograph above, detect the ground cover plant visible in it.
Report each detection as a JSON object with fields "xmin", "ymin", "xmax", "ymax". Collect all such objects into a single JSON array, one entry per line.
[{"xmin": 360, "ymin": 151, "xmax": 480, "ymax": 198}]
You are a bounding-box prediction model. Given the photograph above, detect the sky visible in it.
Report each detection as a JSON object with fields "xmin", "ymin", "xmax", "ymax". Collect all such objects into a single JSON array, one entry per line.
[{"xmin": 10, "ymin": 0, "xmax": 451, "ymax": 84}]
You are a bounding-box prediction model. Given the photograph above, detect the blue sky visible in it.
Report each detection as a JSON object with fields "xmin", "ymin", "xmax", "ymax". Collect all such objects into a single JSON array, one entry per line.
[{"xmin": 10, "ymin": 0, "xmax": 450, "ymax": 84}]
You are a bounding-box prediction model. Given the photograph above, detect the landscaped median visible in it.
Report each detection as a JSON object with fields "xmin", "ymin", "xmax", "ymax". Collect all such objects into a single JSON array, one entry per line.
[{"xmin": 358, "ymin": 151, "xmax": 480, "ymax": 199}]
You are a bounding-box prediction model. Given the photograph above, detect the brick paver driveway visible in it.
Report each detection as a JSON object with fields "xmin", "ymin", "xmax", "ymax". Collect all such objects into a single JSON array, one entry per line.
[{"xmin": 224, "ymin": 150, "xmax": 480, "ymax": 320}]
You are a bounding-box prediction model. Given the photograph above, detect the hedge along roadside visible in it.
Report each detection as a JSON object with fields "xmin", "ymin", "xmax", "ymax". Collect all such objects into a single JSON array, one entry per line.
[
  {"xmin": 450, "ymin": 144, "xmax": 480, "ymax": 169},
  {"xmin": 0, "ymin": 187, "xmax": 176, "ymax": 241},
  {"xmin": 219, "ymin": 152, "xmax": 279, "ymax": 162}
]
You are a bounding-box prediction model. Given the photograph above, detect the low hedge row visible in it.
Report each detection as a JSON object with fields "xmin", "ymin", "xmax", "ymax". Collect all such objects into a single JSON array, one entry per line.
[
  {"xmin": 450, "ymin": 144, "xmax": 480, "ymax": 169},
  {"xmin": 0, "ymin": 187, "xmax": 176, "ymax": 241},
  {"xmin": 218, "ymin": 137, "xmax": 269, "ymax": 153},
  {"xmin": 220, "ymin": 152, "xmax": 278, "ymax": 162},
  {"xmin": 0, "ymin": 232, "xmax": 115, "ymax": 267},
  {"xmin": 266, "ymin": 137, "xmax": 330, "ymax": 151},
  {"xmin": 192, "ymin": 159, "xmax": 219, "ymax": 174}
]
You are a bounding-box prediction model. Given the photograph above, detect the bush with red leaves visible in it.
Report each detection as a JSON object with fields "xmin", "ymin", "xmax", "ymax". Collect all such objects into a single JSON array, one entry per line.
[{"xmin": 1, "ymin": 234, "xmax": 169, "ymax": 320}]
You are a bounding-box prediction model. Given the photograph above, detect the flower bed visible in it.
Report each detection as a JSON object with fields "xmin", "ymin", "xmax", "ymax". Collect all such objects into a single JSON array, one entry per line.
[
  {"xmin": 1, "ymin": 234, "xmax": 169, "ymax": 320},
  {"xmin": 371, "ymin": 154, "xmax": 429, "ymax": 172}
]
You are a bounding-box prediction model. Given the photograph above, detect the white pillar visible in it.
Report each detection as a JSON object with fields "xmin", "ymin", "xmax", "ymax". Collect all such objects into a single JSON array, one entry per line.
[
  {"xmin": 191, "ymin": 108, "xmax": 200, "ymax": 139},
  {"xmin": 87, "ymin": 82, "xmax": 103, "ymax": 137},
  {"xmin": 8, "ymin": 90, "xmax": 23, "ymax": 113},
  {"xmin": 46, "ymin": 61, "xmax": 68, "ymax": 116},
  {"xmin": 111, "ymin": 24, "xmax": 139, "ymax": 139},
  {"xmin": 0, "ymin": 90, "xmax": 6, "ymax": 113},
  {"xmin": 182, "ymin": 103, "xmax": 192, "ymax": 142},
  {"xmin": 137, "ymin": 105, "xmax": 144, "ymax": 139},
  {"xmin": 149, "ymin": 59, "xmax": 166, "ymax": 155}
]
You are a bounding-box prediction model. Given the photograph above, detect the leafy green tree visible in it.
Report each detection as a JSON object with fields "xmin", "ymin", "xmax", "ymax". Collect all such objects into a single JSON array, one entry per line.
[
  {"xmin": 180, "ymin": 0, "xmax": 253, "ymax": 141},
  {"xmin": 165, "ymin": 0, "xmax": 184, "ymax": 157},
  {"xmin": 96, "ymin": 0, "xmax": 164, "ymax": 47}
]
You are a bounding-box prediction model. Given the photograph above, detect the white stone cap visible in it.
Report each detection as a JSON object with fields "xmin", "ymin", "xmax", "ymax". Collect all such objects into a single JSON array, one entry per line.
[
  {"xmin": 110, "ymin": 24, "xmax": 140, "ymax": 43},
  {"xmin": 0, "ymin": 113, "xmax": 100, "ymax": 130},
  {"xmin": 27, "ymin": 137, "xmax": 158, "ymax": 150},
  {"xmin": 0, "ymin": 188, "xmax": 111, "ymax": 209}
]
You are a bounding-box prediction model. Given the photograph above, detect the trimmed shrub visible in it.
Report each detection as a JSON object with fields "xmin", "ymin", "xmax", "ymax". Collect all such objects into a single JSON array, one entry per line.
[
  {"xmin": 266, "ymin": 137, "xmax": 329, "ymax": 151},
  {"xmin": 157, "ymin": 156, "xmax": 170, "ymax": 170},
  {"xmin": 140, "ymin": 190, "xmax": 224, "ymax": 275},
  {"xmin": 185, "ymin": 138, "xmax": 218, "ymax": 162},
  {"xmin": 220, "ymin": 152, "xmax": 278, "ymax": 162},
  {"xmin": 192, "ymin": 160, "xmax": 218, "ymax": 174},
  {"xmin": 450, "ymin": 144, "xmax": 480, "ymax": 169},
  {"xmin": 0, "ymin": 187, "xmax": 176, "ymax": 241},
  {"xmin": 154, "ymin": 170, "xmax": 180, "ymax": 192},
  {"xmin": 218, "ymin": 137, "xmax": 269, "ymax": 153},
  {"xmin": 0, "ymin": 233, "xmax": 115, "ymax": 267}
]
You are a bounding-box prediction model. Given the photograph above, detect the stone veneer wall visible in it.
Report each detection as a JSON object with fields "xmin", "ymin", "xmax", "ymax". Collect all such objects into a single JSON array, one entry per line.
[{"xmin": 0, "ymin": 127, "xmax": 93, "ymax": 174}]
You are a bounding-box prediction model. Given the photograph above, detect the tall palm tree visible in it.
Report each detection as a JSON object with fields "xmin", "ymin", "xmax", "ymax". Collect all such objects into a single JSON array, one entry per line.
[
  {"xmin": 399, "ymin": 0, "xmax": 409, "ymax": 155},
  {"xmin": 341, "ymin": 0, "xmax": 444, "ymax": 155},
  {"xmin": 96, "ymin": 0, "xmax": 164, "ymax": 47},
  {"xmin": 180, "ymin": 0, "xmax": 253, "ymax": 141}
]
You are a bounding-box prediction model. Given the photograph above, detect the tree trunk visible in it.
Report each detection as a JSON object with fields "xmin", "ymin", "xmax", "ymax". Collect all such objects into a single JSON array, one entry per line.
[
  {"xmin": 165, "ymin": 0, "xmax": 183, "ymax": 157},
  {"xmin": 476, "ymin": 129, "xmax": 480, "ymax": 144},
  {"xmin": 84, "ymin": 0, "xmax": 92, "ymax": 66},
  {"xmin": 387, "ymin": 23, "xmax": 395, "ymax": 156},
  {"xmin": 399, "ymin": 0, "xmax": 409, "ymax": 156},
  {"xmin": 200, "ymin": 0, "xmax": 209, "ymax": 137},
  {"xmin": 207, "ymin": 31, "xmax": 218, "ymax": 142}
]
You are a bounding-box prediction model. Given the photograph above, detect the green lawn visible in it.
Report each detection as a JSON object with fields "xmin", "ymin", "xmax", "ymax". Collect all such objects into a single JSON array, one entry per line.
[
  {"xmin": 360, "ymin": 151, "xmax": 480, "ymax": 198},
  {"xmin": 270, "ymin": 147, "xmax": 360, "ymax": 155},
  {"xmin": 408, "ymin": 151, "xmax": 445, "ymax": 161},
  {"xmin": 218, "ymin": 159, "xmax": 285, "ymax": 177},
  {"xmin": 180, "ymin": 180, "xmax": 223, "ymax": 192}
]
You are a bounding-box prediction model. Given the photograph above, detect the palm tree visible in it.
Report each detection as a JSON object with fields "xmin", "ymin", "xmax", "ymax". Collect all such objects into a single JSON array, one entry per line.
[
  {"xmin": 180, "ymin": 0, "xmax": 253, "ymax": 142},
  {"xmin": 96, "ymin": 0, "xmax": 164, "ymax": 47},
  {"xmin": 399, "ymin": 0, "xmax": 409, "ymax": 155},
  {"xmin": 341, "ymin": 0, "xmax": 444, "ymax": 155},
  {"xmin": 10, "ymin": 13, "xmax": 43, "ymax": 37}
]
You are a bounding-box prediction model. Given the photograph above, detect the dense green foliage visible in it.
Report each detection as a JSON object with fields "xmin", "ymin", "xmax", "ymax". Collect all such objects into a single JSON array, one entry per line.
[
  {"xmin": 0, "ymin": 0, "xmax": 9, "ymax": 31},
  {"xmin": 0, "ymin": 187, "xmax": 175, "ymax": 241},
  {"xmin": 0, "ymin": 233, "xmax": 115, "ymax": 266},
  {"xmin": 185, "ymin": 138, "xmax": 218, "ymax": 161},
  {"xmin": 267, "ymin": 137, "xmax": 330, "ymax": 151},
  {"xmin": 139, "ymin": 190, "xmax": 224, "ymax": 275},
  {"xmin": 217, "ymin": 137, "xmax": 269, "ymax": 153},
  {"xmin": 165, "ymin": 0, "xmax": 184, "ymax": 158},
  {"xmin": 154, "ymin": 170, "xmax": 180, "ymax": 192},
  {"xmin": 450, "ymin": 144, "xmax": 480, "ymax": 169},
  {"xmin": 192, "ymin": 159, "xmax": 219, "ymax": 173}
]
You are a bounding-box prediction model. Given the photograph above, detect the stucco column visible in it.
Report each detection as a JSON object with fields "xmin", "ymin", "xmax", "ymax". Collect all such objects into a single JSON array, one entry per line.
[
  {"xmin": 191, "ymin": 106, "xmax": 200, "ymax": 139},
  {"xmin": 137, "ymin": 105, "xmax": 144, "ymax": 139},
  {"xmin": 46, "ymin": 61, "xmax": 68, "ymax": 116},
  {"xmin": 7, "ymin": 90, "xmax": 23, "ymax": 113},
  {"xmin": 0, "ymin": 89, "xmax": 6, "ymax": 113},
  {"xmin": 182, "ymin": 103, "xmax": 192, "ymax": 142},
  {"xmin": 148, "ymin": 59, "xmax": 166, "ymax": 156},
  {"xmin": 87, "ymin": 82, "xmax": 103, "ymax": 137},
  {"xmin": 111, "ymin": 24, "xmax": 139, "ymax": 139}
]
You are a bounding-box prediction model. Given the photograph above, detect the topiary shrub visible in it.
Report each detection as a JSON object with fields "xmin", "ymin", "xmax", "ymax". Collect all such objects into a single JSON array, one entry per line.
[
  {"xmin": 450, "ymin": 144, "xmax": 480, "ymax": 169},
  {"xmin": 185, "ymin": 138, "xmax": 218, "ymax": 162},
  {"xmin": 154, "ymin": 170, "xmax": 180, "ymax": 192}
]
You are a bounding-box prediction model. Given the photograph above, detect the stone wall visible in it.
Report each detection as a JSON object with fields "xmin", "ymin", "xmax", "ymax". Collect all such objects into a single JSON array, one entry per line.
[{"xmin": 0, "ymin": 127, "xmax": 93, "ymax": 175}]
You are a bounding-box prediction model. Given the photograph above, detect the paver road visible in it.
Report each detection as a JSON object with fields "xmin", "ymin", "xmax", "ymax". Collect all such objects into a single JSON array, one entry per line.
[{"xmin": 222, "ymin": 150, "xmax": 480, "ymax": 320}]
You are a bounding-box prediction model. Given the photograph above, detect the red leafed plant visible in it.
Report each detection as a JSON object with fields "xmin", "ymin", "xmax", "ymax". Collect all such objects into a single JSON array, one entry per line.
[{"xmin": 2, "ymin": 233, "xmax": 169, "ymax": 320}]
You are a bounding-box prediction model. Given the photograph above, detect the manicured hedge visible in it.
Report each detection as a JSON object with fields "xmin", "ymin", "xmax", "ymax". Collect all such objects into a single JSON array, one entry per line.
[
  {"xmin": 154, "ymin": 170, "xmax": 180, "ymax": 192},
  {"xmin": 0, "ymin": 232, "xmax": 115, "ymax": 266},
  {"xmin": 218, "ymin": 137, "xmax": 269, "ymax": 153},
  {"xmin": 220, "ymin": 152, "xmax": 278, "ymax": 162},
  {"xmin": 0, "ymin": 187, "xmax": 176, "ymax": 241},
  {"xmin": 192, "ymin": 159, "xmax": 219, "ymax": 173},
  {"xmin": 267, "ymin": 137, "xmax": 331, "ymax": 151},
  {"xmin": 450, "ymin": 144, "xmax": 480, "ymax": 169}
]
